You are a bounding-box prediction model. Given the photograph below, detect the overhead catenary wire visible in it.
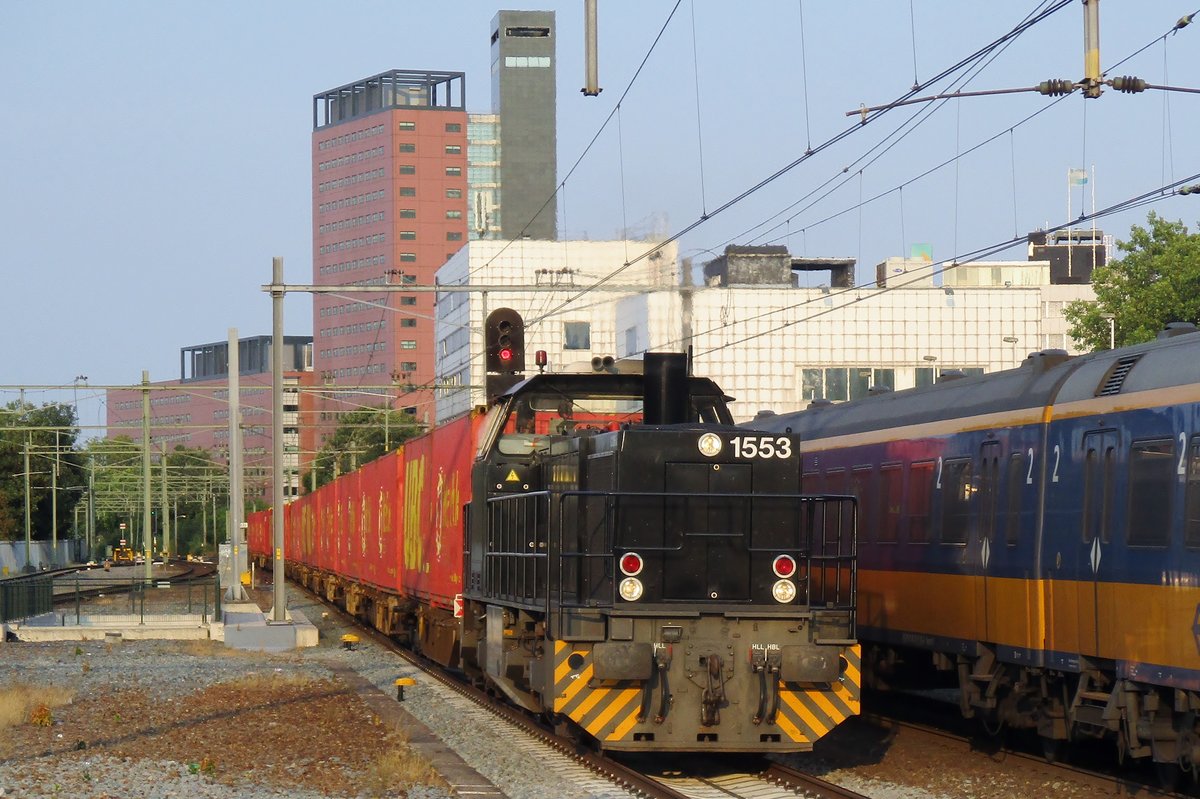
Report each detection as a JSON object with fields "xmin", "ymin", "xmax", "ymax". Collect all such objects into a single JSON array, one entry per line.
[
  {"xmin": 679, "ymin": 169, "xmax": 1200, "ymax": 360},
  {"xmin": 711, "ymin": 2, "xmax": 1198, "ymax": 265},
  {"xmin": 737, "ymin": 0, "xmax": 1059, "ymax": 252},
  {"xmin": 529, "ymin": 0, "xmax": 1074, "ymax": 326}
]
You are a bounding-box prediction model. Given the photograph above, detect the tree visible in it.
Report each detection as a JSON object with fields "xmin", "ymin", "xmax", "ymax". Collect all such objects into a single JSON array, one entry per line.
[
  {"xmin": 1065, "ymin": 212, "xmax": 1200, "ymax": 351},
  {"xmin": 85, "ymin": 438, "xmax": 228, "ymax": 556},
  {"xmin": 303, "ymin": 407, "xmax": 423, "ymax": 492},
  {"xmin": 0, "ymin": 401, "xmax": 84, "ymax": 540}
]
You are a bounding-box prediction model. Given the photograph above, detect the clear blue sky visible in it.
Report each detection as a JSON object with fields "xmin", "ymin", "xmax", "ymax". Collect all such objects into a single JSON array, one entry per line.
[{"xmin": 2, "ymin": 1, "xmax": 1198, "ymax": 434}]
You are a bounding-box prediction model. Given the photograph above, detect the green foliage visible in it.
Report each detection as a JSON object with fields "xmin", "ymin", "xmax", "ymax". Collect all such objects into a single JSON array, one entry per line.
[
  {"xmin": 0, "ymin": 401, "xmax": 83, "ymax": 540},
  {"xmin": 1065, "ymin": 212, "xmax": 1200, "ymax": 350},
  {"xmin": 303, "ymin": 407, "xmax": 422, "ymax": 492},
  {"xmin": 86, "ymin": 438, "xmax": 229, "ymax": 557}
]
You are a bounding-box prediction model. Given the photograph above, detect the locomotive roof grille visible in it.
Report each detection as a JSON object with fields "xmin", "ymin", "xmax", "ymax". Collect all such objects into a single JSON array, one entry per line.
[{"xmin": 1096, "ymin": 354, "xmax": 1142, "ymax": 396}]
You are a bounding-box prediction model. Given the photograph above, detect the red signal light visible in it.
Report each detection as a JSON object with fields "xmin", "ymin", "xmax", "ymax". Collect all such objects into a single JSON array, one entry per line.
[
  {"xmin": 772, "ymin": 554, "xmax": 796, "ymax": 578},
  {"xmin": 499, "ymin": 347, "xmax": 514, "ymax": 362},
  {"xmin": 619, "ymin": 552, "xmax": 644, "ymax": 576}
]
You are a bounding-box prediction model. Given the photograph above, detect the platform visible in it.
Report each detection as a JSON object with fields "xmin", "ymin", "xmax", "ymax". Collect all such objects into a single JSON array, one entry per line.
[{"xmin": 1, "ymin": 604, "xmax": 317, "ymax": 650}]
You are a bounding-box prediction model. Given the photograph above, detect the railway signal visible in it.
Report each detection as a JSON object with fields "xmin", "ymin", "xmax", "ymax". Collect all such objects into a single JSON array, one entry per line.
[{"xmin": 485, "ymin": 308, "xmax": 525, "ymax": 374}]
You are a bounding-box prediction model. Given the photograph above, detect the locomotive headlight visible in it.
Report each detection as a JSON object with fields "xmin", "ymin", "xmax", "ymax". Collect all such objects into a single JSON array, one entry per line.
[
  {"xmin": 771, "ymin": 579, "xmax": 797, "ymax": 604},
  {"xmin": 619, "ymin": 577, "xmax": 644, "ymax": 601},
  {"xmin": 697, "ymin": 433, "xmax": 723, "ymax": 458}
]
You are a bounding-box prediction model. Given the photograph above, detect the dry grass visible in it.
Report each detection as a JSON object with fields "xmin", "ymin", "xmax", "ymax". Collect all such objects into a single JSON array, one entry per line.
[
  {"xmin": 362, "ymin": 745, "xmax": 449, "ymax": 797},
  {"xmin": 220, "ymin": 672, "xmax": 316, "ymax": 691},
  {"xmin": 0, "ymin": 683, "xmax": 75, "ymax": 730}
]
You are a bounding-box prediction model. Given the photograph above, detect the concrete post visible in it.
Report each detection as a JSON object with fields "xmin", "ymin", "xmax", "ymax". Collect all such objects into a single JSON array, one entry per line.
[
  {"xmin": 271, "ymin": 256, "xmax": 287, "ymax": 621},
  {"xmin": 142, "ymin": 371, "xmax": 152, "ymax": 581}
]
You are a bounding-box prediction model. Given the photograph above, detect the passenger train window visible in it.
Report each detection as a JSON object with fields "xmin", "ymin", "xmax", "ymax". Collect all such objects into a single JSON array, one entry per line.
[
  {"xmin": 941, "ymin": 458, "xmax": 972, "ymax": 544},
  {"xmin": 1004, "ymin": 452, "xmax": 1023, "ymax": 546},
  {"xmin": 879, "ymin": 463, "xmax": 902, "ymax": 543},
  {"xmin": 907, "ymin": 461, "xmax": 935, "ymax": 543},
  {"xmin": 1187, "ymin": 437, "xmax": 1200, "ymax": 548},
  {"xmin": 825, "ymin": 468, "xmax": 848, "ymax": 495},
  {"xmin": 1128, "ymin": 439, "xmax": 1174, "ymax": 547},
  {"xmin": 850, "ymin": 466, "xmax": 875, "ymax": 542}
]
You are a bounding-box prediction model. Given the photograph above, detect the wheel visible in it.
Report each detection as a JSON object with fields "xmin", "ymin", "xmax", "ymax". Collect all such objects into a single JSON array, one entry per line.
[
  {"xmin": 1040, "ymin": 734, "xmax": 1062, "ymax": 763},
  {"xmin": 1155, "ymin": 760, "xmax": 1181, "ymax": 792}
]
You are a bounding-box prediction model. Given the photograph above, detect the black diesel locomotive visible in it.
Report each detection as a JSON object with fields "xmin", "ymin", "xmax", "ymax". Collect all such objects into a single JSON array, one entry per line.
[
  {"xmin": 251, "ymin": 324, "xmax": 861, "ymax": 753},
  {"xmin": 462, "ymin": 350, "xmax": 860, "ymax": 751}
]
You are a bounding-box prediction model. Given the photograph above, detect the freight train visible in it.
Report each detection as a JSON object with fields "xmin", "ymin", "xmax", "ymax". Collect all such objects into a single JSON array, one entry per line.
[
  {"xmin": 752, "ymin": 322, "xmax": 1200, "ymax": 781},
  {"xmin": 249, "ymin": 335, "xmax": 860, "ymax": 753}
]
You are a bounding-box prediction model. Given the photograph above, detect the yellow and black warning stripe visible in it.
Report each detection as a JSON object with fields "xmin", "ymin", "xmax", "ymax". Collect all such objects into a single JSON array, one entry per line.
[
  {"xmin": 776, "ymin": 645, "xmax": 861, "ymax": 744},
  {"xmin": 551, "ymin": 640, "xmax": 861, "ymax": 745},
  {"xmin": 552, "ymin": 640, "xmax": 643, "ymax": 742}
]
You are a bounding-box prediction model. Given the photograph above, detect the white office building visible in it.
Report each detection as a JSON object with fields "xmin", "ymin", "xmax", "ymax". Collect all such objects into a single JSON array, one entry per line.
[{"xmin": 435, "ymin": 238, "xmax": 1098, "ymax": 424}]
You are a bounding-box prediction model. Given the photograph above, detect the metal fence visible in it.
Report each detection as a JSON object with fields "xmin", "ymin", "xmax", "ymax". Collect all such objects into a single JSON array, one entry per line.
[
  {"xmin": 0, "ymin": 574, "xmax": 54, "ymax": 623},
  {"xmin": 53, "ymin": 574, "xmax": 223, "ymax": 624}
]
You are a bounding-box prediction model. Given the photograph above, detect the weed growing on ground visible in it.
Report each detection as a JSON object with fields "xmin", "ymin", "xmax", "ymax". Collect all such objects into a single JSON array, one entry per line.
[
  {"xmin": 28, "ymin": 704, "xmax": 53, "ymax": 726},
  {"xmin": 362, "ymin": 746, "xmax": 448, "ymax": 797},
  {"xmin": 0, "ymin": 683, "xmax": 74, "ymax": 730}
]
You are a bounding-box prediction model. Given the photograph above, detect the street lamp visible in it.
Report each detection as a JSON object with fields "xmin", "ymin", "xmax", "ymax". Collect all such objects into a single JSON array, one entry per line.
[{"xmin": 1099, "ymin": 313, "xmax": 1115, "ymax": 350}]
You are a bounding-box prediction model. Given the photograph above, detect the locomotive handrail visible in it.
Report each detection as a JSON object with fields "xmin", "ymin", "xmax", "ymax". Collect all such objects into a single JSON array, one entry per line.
[{"xmin": 480, "ymin": 488, "xmax": 856, "ymax": 639}]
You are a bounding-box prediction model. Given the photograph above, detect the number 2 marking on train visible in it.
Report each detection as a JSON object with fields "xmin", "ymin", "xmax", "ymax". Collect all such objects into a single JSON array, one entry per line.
[
  {"xmin": 1180, "ymin": 432, "xmax": 1188, "ymax": 476},
  {"xmin": 1026, "ymin": 448, "xmax": 1035, "ymax": 485},
  {"xmin": 1052, "ymin": 445, "xmax": 1060, "ymax": 483}
]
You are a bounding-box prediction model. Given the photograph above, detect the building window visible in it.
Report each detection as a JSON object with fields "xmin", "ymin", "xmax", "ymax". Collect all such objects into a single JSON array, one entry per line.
[
  {"xmin": 445, "ymin": 144, "xmax": 462, "ymax": 155},
  {"xmin": 446, "ymin": 231, "xmax": 462, "ymax": 241},
  {"xmin": 445, "ymin": 166, "xmax": 462, "ymax": 176},
  {"xmin": 564, "ymin": 322, "xmax": 590, "ymax": 350},
  {"xmin": 399, "ymin": 231, "xmax": 417, "ymax": 240},
  {"xmin": 400, "ymin": 296, "xmax": 416, "ymax": 306},
  {"xmin": 398, "ymin": 121, "xmax": 415, "ymax": 131},
  {"xmin": 445, "ymin": 122, "xmax": 461, "ymax": 133},
  {"xmin": 445, "ymin": 209, "xmax": 462, "ymax": 219},
  {"xmin": 399, "ymin": 143, "xmax": 416, "ymax": 153},
  {"xmin": 400, "ymin": 274, "xmax": 416, "ymax": 284},
  {"xmin": 399, "ymin": 253, "xmax": 417, "ymax": 262},
  {"xmin": 400, "ymin": 318, "xmax": 417, "ymax": 328},
  {"xmin": 446, "ymin": 188, "xmax": 462, "ymax": 199},
  {"xmin": 399, "ymin": 187, "xmax": 416, "ymax": 197},
  {"xmin": 400, "ymin": 361, "xmax": 418, "ymax": 371},
  {"xmin": 399, "ymin": 209, "xmax": 417, "ymax": 218},
  {"xmin": 399, "ymin": 165, "xmax": 416, "ymax": 175},
  {"xmin": 400, "ymin": 341, "xmax": 417, "ymax": 350}
]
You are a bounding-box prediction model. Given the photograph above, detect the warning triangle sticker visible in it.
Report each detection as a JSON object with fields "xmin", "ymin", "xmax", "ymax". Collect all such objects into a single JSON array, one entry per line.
[{"xmin": 505, "ymin": 469, "xmax": 520, "ymax": 482}]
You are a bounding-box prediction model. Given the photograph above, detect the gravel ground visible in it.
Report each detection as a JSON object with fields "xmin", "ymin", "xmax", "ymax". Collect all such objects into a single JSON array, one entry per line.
[{"xmin": 0, "ymin": 583, "xmax": 1146, "ymax": 799}]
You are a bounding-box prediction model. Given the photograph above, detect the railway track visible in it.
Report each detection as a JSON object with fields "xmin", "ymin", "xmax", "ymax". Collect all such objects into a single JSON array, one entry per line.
[
  {"xmin": 300, "ymin": 582, "xmax": 869, "ymax": 799},
  {"xmin": 49, "ymin": 561, "xmax": 217, "ymax": 603},
  {"xmin": 860, "ymin": 705, "xmax": 1192, "ymax": 799}
]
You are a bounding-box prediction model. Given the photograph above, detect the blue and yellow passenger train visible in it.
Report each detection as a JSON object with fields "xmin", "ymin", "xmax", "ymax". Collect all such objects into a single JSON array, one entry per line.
[{"xmin": 753, "ymin": 323, "xmax": 1200, "ymax": 778}]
